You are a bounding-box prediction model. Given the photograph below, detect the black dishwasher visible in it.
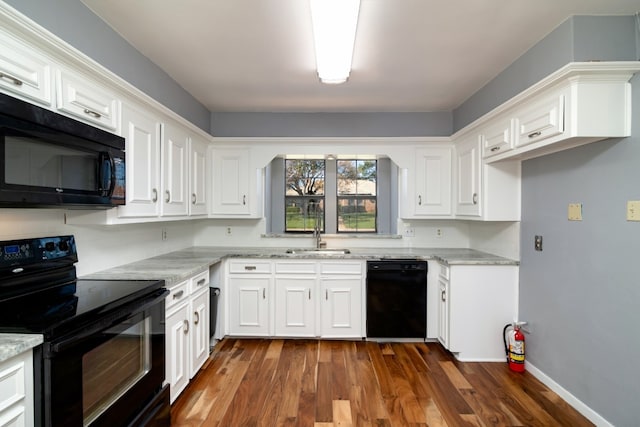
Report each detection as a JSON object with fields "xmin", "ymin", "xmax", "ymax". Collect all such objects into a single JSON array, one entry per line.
[{"xmin": 366, "ymin": 260, "xmax": 427, "ymax": 339}]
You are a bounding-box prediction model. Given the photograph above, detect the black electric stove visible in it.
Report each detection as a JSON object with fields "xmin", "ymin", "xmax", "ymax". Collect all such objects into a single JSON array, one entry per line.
[{"xmin": 0, "ymin": 235, "xmax": 170, "ymax": 427}]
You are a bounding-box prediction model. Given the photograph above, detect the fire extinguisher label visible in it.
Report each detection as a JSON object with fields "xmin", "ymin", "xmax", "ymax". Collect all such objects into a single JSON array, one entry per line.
[{"xmin": 509, "ymin": 342, "xmax": 525, "ymax": 363}]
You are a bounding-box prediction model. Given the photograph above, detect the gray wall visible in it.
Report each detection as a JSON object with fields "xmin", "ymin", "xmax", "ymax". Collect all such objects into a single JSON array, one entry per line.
[
  {"xmin": 211, "ymin": 111, "xmax": 452, "ymax": 137},
  {"xmin": 4, "ymin": 0, "xmax": 211, "ymax": 132},
  {"xmin": 463, "ymin": 15, "xmax": 639, "ymax": 427}
]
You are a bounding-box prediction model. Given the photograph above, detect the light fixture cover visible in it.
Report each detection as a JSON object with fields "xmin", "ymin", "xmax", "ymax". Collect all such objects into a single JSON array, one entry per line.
[{"xmin": 309, "ymin": 0, "xmax": 360, "ymax": 84}]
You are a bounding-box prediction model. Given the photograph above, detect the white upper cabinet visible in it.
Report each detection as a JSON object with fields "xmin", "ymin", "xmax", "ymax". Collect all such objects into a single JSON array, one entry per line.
[
  {"xmin": 400, "ymin": 146, "xmax": 453, "ymax": 218},
  {"xmin": 455, "ymin": 135, "xmax": 481, "ymax": 217},
  {"xmin": 481, "ymin": 115, "xmax": 513, "ymax": 160},
  {"xmin": 118, "ymin": 103, "xmax": 162, "ymax": 218},
  {"xmin": 189, "ymin": 136, "xmax": 208, "ymax": 216},
  {"xmin": 514, "ymin": 92, "xmax": 564, "ymax": 148},
  {"xmin": 210, "ymin": 148, "xmax": 262, "ymax": 218},
  {"xmin": 55, "ymin": 68, "xmax": 119, "ymax": 131},
  {"xmin": 0, "ymin": 30, "xmax": 52, "ymax": 107},
  {"xmin": 161, "ymin": 121, "xmax": 189, "ymax": 217}
]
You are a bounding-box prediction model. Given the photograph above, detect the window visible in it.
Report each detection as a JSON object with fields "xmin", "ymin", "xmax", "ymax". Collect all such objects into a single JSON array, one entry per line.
[
  {"xmin": 285, "ymin": 159, "xmax": 325, "ymax": 232},
  {"xmin": 337, "ymin": 160, "xmax": 377, "ymax": 232},
  {"xmin": 267, "ymin": 156, "xmax": 395, "ymax": 235},
  {"xmin": 284, "ymin": 159, "xmax": 377, "ymax": 233}
]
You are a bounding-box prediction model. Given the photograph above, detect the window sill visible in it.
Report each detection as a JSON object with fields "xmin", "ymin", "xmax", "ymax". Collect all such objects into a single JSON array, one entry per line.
[{"xmin": 261, "ymin": 233, "xmax": 402, "ymax": 239}]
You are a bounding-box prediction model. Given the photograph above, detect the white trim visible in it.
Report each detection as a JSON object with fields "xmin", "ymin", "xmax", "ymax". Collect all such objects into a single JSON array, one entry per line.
[{"xmin": 525, "ymin": 361, "xmax": 613, "ymax": 427}]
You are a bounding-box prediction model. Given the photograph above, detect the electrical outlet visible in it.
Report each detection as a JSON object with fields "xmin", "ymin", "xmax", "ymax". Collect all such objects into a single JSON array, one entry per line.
[
  {"xmin": 226, "ymin": 227, "xmax": 232, "ymax": 236},
  {"xmin": 403, "ymin": 227, "xmax": 415, "ymax": 237},
  {"xmin": 627, "ymin": 200, "xmax": 640, "ymax": 221},
  {"xmin": 534, "ymin": 235, "xmax": 542, "ymax": 251},
  {"xmin": 436, "ymin": 228, "xmax": 443, "ymax": 238},
  {"xmin": 161, "ymin": 228, "xmax": 168, "ymax": 241}
]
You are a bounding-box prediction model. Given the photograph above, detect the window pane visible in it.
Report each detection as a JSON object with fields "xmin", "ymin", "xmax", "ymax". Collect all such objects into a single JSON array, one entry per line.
[
  {"xmin": 285, "ymin": 159, "xmax": 325, "ymax": 196},
  {"xmin": 337, "ymin": 160, "xmax": 376, "ymax": 196},
  {"xmin": 338, "ymin": 197, "xmax": 376, "ymax": 232},
  {"xmin": 285, "ymin": 197, "xmax": 324, "ymax": 232}
]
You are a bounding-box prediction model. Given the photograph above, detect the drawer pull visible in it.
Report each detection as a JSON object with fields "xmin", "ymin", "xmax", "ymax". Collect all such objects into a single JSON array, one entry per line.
[
  {"xmin": 0, "ymin": 72, "xmax": 23, "ymax": 86},
  {"xmin": 490, "ymin": 146, "xmax": 500, "ymax": 152},
  {"xmin": 83, "ymin": 108, "xmax": 102, "ymax": 119},
  {"xmin": 244, "ymin": 265, "xmax": 257, "ymax": 271},
  {"xmin": 197, "ymin": 278, "xmax": 206, "ymax": 286},
  {"xmin": 528, "ymin": 131, "xmax": 542, "ymax": 138},
  {"xmin": 172, "ymin": 290, "xmax": 184, "ymax": 299}
]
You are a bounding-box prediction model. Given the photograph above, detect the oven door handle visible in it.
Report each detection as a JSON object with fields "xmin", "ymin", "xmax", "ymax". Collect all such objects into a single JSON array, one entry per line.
[{"xmin": 48, "ymin": 288, "xmax": 169, "ymax": 355}]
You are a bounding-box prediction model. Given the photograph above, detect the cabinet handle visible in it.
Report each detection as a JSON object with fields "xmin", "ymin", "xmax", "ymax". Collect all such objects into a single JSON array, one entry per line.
[
  {"xmin": 152, "ymin": 188, "xmax": 158, "ymax": 202},
  {"xmin": 263, "ymin": 288, "xmax": 266, "ymax": 299},
  {"xmin": 192, "ymin": 193, "xmax": 197, "ymax": 204},
  {"xmin": 441, "ymin": 290, "xmax": 446, "ymax": 302},
  {"xmin": 308, "ymin": 289, "xmax": 311, "ymax": 300},
  {"xmin": 490, "ymin": 146, "xmax": 500, "ymax": 152},
  {"xmin": 194, "ymin": 311, "xmax": 200, "ymax": 325},
  {"xmin": 197, "ymin": 278, "xmax": 206, "ymax": 287},
  {"xmin": 172, "ymin": 290, "xmax": 184, "ymax": 299},
  {"xmin": 472, "ymin": 193, "xmax": 478, "ymax": 205},
  {"xmin": 0, "ymin": 72, "xmax": 23, "ymax": 86},
  {"xmin": 242, "ymin": 195, "xmax": 246, "ymax": 205},
  {"xmin": 183, "ymin": 319, "xmax": 189, "ymax": 334},
  {"xmin": 83, "ymin": 108, "xmax": 102, "ymax": 119},
  {"xmin": 418, "ymin": 195, "xmax": 422, "ymax": 206},
  {"xmin": 528, "ymin": 131, "xmax": 542, "ymax": 138},
  {"xmin": 325, "ymin": 289, "xmax": 328, "ymax": 300},
  {"xmin": 165, "ymin": 190, "xmax": 171, "ymax": 203},
  {"xmin": 244, "ymin": 266, "xmax": 257, "ymax": 271}
]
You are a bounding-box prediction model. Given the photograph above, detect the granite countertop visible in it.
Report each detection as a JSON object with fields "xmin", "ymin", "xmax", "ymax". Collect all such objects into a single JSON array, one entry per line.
[
  {"xmin": 82, "ymin": 246, "xmax": 518, "ymax": 287},
  {"xmin": 0, "ymin": 334, "xmax": 43, "ymax": 363}
]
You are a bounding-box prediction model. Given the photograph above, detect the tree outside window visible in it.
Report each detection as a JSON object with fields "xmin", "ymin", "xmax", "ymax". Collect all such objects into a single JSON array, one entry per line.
[{"xmin": 285, "ymin": 159, "xmax": 325, "ymax": 232}]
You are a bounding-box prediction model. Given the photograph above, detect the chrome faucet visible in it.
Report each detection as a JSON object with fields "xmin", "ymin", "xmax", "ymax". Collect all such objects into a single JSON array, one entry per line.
[{"xmin": 312, "ymin": 202, "xmax": 326, "ymax": 249}]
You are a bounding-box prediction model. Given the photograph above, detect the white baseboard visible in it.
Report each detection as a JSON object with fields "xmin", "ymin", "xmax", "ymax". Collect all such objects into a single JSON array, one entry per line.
[{"xmin": 525, "ymin": 361, "xmax": 612, "ymax": 427}]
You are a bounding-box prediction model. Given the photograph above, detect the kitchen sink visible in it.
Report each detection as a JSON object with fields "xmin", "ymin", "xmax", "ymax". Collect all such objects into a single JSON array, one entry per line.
[{"xmin": 285, "ymin": 248, "xmax": 351, "ymax": 255}]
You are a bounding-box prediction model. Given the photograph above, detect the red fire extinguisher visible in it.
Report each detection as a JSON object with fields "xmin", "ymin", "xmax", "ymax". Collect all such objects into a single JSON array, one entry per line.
[{"xmin": 503, "ymin": 323, "xmax": 525, "ymax": 372}]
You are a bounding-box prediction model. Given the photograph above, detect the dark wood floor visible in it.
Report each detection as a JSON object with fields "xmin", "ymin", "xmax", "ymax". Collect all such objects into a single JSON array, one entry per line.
[{"xmin": 171, "ymin": 338, "xmax": 593, "ymax": 426}]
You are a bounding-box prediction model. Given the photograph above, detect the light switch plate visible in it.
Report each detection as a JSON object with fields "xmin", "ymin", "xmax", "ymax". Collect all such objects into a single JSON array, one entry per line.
[
  {"xmin": 568, "ymin": 203, "xmax": 582, "ymax": 221},
  {"xmin": 627, "ymin": 200, "xmax": 640, "ymax": 221}
]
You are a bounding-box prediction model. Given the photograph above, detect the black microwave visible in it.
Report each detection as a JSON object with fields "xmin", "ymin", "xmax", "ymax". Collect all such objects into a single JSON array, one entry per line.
[{"xmin": 0, "ymin": 92, "xmax": 125, "ymax": 208}]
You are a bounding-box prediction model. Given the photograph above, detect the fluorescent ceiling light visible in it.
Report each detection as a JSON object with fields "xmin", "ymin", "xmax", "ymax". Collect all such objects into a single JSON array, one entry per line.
[{"xmin": 309, "ymin": 0, "xmax": 360, "ymax": 84}]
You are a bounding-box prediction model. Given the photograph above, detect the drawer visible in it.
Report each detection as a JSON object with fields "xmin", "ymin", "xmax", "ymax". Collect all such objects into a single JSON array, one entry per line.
[
  {"xmin": 189, "ymin": 270, "xmax": 210, "ymax": 293},
  {"xmin": 320, "ymin": 261, "xmax": 362, "ymax": 275},
  {"xmin": 0, "ymin": 355, "xmax": 25, "ymax": 412},
  {"xmin": 165, "ymin": 280, "xmax": 189, "ymax": 310},
  {"xmin": 275, "ymin": 261, "xmax": 317, "ymax": 275},
  {"xmin": 439, "ymin": 263, "xmax": 450, "ymax": 280},
  {"xmin": 228, "ymin": 260, "xmax": 271, "ymax": 274}
]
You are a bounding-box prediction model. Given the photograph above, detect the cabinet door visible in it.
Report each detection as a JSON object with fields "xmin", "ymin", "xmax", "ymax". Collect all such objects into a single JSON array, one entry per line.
[
  {"xmin": 210, "ymin": 149, "xmax": 250, "ymax": 216},
  {"xmin": 481, "ymin": 118, "xmax": 513, "ymax": 159},
  {"xmin": 55, "ymin": 68, "xmax": 119, "ymax": 131},
  {"xmin": 455, "ymin": 135, "xmax": 481, "ymax": 217},
  {"xmin": 0, "ymin": 31, "xmax": 52, "ymax": 106},
  {"xmin": 320, "ymin": 277, "xmax": 362, "ymax": 338},
  {"xmin": 165, "ymin": 302, "xmax": 190, "ymax": 403},
  {"xmin": 515, "ymin": 94, "xmax": 565, "ymax": 147},
  {"xmin": 228, "ymin": 276, "xmax": 270, "ymax": 336},
  {"xmin": 118, "ymin": 103, "xmax": 161, "ymax": 217},
  {"xmin": 437, "ymin": 278, "xmax": 450, "ymax": 349},
  {"xmin": 414, "ymin": 147, "xmax": 452, "ymax": 216},
  {"xmin": 274, "ymin": 277, "xmax": 316, "ymax": 337},
  {"xmin": 190, "ymin": 289, "xmax": 210, "ymax": 377},
  {"xmin": 189, "ymin": 137, "xmax": 208, "ymax": 216},
  {"xmin": 161, "ymin": 122, "xmax": 189, "ymax": 216}
]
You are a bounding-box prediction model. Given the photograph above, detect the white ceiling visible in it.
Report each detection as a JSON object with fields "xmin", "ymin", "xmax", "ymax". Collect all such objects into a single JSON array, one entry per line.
[{"xmin": 81, "ymin": 0, "xmax": 639, "ymax": 113}]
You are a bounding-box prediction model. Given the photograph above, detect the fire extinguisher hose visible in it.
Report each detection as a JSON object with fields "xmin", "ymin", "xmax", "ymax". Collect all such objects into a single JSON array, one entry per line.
[{"xmin": 502, "ymin": 323, "xmax": 511, "ymax": 362}]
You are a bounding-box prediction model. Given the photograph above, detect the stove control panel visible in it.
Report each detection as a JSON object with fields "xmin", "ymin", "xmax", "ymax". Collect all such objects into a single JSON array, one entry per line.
[{"xmin": 0, "ymin": 235, "xmax": 77, "ymax": 266}]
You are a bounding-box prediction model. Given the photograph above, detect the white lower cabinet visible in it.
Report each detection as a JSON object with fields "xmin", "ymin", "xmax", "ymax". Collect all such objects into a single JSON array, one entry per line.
[
  {"xmin": 437, "ymin": 263, "xmax": 518, "ymax": 361},
  {"xmin": 227, "ymin": 259, "xmax": 364, "ymax": 339},
  {"xmin": 0, "ymin": 350, "xmax": 34, "ymax": 427},
  {"xmin": 165, "ymin": 270, "xmax": 210, "ymax": 403}
]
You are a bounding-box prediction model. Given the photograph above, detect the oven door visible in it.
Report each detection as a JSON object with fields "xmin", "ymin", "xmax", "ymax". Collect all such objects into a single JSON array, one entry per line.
[{"xmin": 39, "ymin": 289, "xmax": 168, "ymax": 427}]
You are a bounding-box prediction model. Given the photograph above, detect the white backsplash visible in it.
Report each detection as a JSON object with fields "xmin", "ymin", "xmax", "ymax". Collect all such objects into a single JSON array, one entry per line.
[{"xmin": 467, "ymin": 221, "xmax": 520, "ymax": 260}]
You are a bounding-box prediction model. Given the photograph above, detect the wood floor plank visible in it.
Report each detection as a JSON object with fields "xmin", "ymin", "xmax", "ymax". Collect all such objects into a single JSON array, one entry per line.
[{"xmin": 172, "ymin": 339, "xmax": 595, "ymax": 427}]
